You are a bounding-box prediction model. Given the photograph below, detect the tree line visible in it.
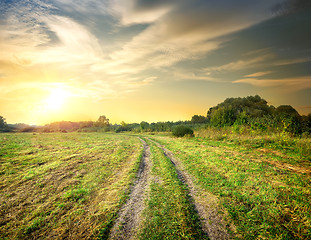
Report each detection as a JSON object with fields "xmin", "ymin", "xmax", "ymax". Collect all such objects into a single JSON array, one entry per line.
[{"xmin": 1, "ymin": 95, "xmax": 311, "ymax": 136}]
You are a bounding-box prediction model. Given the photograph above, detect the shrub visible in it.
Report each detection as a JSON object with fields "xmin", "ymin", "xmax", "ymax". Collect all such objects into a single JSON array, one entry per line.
[
  {"xmin": 172, "ymin": 125, "xmax": 194, "ymax": 137},
  {"xmin": 115, "ymin": 126, "xmax": 128, "ymax": 133}
]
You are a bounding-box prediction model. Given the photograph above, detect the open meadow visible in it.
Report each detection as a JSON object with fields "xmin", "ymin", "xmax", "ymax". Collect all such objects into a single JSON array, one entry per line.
[{"xmin": 0, "ymin": 132, "xmax": 310, "ymax": 239}]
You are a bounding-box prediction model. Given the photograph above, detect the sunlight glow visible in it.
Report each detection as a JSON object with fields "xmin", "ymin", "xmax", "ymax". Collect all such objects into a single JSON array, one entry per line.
[{"xmin": 45, "ymin": 88, "xmax": 69, "ymax": 110}]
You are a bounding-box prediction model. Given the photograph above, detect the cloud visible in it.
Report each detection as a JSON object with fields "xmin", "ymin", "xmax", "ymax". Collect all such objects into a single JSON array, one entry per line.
[
  {"xmin": 53, "ymin": 0, "xmax": 109, "ymax": 14},
  {"xmin": 109, "ymin": 0, "xmax": 176, "ymax": 24},
  {"xmin": 173, "ymin": 71, "xmax": 216, "ymax": 82},
  {"xmin": 41, "ymin": 15, "xmax": 103, "ymax": 64},
  {"xmin": 245, "ymin": 71, "xmax": 273, "ymax": 78},
  {"xmin": 234, "ymin": 77, "xmax": 311, "ymax": 91},
  {"xmin": 2, "ymin": 0, "xmax": 309, "ymax": 107},
  {"xmin": 274, "ymin": 58, "xmax": 311, "ymax": 66},
  {"xmin": 105, "ymin": 0, "xmax": 283, "ymax": 78},
  {"xmin": 204, "ymin": 54, "xmax": 274, "ymax": 73},
  {"xmin": 271, "ymin": 0, "xmax": 311, "ymax": 16}
]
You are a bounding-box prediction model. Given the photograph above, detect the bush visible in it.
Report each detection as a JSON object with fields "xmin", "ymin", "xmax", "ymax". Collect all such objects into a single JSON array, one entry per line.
[
  {"xmin": 172, "ymin": 125, "xmax": 194, "ymax": 137},
  {"xmin": 115, "ymin": 126, "xmax": 128, "ymax": 133}
]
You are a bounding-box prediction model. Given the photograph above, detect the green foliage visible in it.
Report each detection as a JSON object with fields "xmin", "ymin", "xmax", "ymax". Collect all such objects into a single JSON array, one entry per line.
[
  {"xmin": 172, "ymin": 125, "xmax": 194, "ymax": 137},
  {"xmin": 0, "ymin": 116, "xmax": 11, "ymax": 132},
  {"xmin": 140, "ymin": 121, "xmax": 149, "ymax": 131},
  {"xmin": 115, "ymin": 126, "xmax": 127, "ymax": 133},
  {"xmin": 205, "ymin": 95, "xmax": 310, "ymax": 136},
  {"xmin": 210, "ymin": 107, "xmax": 236, "ymax": 127},
  {"xmin": 274, "ymin": 105, "xmax": 302, "ymax": 134},
  {"xmin": 0, "ymin": 116, "xmax": 6, "ymax": 127},
  {"xmin": 250, "ymin": 122, "xmax": 267, "ymax": 131},
  {"xmin": 207, "ymin": 95, "xmax": 273, "ymax": 120},
  {"xmin": 191, "ymin": 115, "xmax": 208, "ymax": 124},
  {"xmin": 235, "ymin": 111, "xmax": 249, "ymax": 125},
  {"xmin": 96, "ymin": 115, "xmax": 110, "ymax": 127}
]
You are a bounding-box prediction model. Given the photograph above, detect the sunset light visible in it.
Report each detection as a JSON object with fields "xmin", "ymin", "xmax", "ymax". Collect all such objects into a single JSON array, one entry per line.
[
  {"xmin": 1, "ymin": 1, "xmax": 311, "ymax": 239},
  {"xmin": 44, "ymin": 88, "xmax": 69, "ymax": 111},
  {"xmin": 0, "ymin": 0, "xmax": 310, "ymax": 125}
]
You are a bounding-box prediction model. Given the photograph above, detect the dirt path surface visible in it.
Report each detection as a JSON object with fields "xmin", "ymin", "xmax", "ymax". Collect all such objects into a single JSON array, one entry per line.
[
  {"xmin": 149, "ymin": 138, "xmax": 232, "ymax": 240},
  {"xmin": 109, "ymin": 138, "xmax": 152, "ymax": 240}
]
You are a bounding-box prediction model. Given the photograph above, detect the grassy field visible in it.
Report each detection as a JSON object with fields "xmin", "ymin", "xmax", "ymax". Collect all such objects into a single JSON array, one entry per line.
[
  {"xmin": 1, "ymin": 132, "xmax": 310, "ymax": 239},
  {"xmin": 149, "ymin": 133, "xmax": 311, "ymax": 239},
  {"xmin": 0, "ymin": 133, "xmax": 142, "ymax": 239}
]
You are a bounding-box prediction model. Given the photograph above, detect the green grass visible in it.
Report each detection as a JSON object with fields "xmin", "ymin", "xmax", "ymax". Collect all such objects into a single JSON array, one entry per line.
[
  {"xmin": 150, "ymin": 134, "xmax": 311, "ymax": 239},
  {"xmin": 1, "ymin": 131, "xmax": 310, "ymax": 239},
  {"xmin": 196, "ymin": 127, "xmax": 311, "ymax": 163},
  {"xmin": 138, "ymin": 138, "xmax": 207, "ymax": 239},
  {"xmin": 0, "ymin": 132, "xmax": 142, "ymax": 239}
]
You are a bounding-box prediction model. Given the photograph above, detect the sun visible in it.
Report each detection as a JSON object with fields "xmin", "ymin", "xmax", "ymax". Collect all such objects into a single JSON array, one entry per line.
[{"xmin": 45, "ymin": 88, "xmax": 69, "ymax": 110}]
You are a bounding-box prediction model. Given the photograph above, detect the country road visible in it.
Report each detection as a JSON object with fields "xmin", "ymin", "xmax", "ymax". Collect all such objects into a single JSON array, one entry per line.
[{"xmin": 109, "ymin": 137, "xmax": 231, "ymax": 240}]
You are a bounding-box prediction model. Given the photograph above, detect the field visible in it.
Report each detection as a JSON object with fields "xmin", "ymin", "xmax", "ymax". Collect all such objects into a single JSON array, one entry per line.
[{"xmin": 0, "ymin": 132, "xmax": 310, "ymax": 239}]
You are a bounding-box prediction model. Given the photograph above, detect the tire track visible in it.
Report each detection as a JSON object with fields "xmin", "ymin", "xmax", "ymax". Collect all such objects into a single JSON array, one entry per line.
[
  {"xmin": 149, "ymin": 138, "xmax": 232, "ymax": 240},
  {"xmin": 109, "ymin": 138, "xmax": 152, "ymax": 240}
]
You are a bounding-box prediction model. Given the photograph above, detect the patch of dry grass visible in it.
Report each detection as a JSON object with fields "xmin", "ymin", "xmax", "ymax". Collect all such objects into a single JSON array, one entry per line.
[{"xmin": 0, "ymin": 133, "xmax": 142, "ymax": 239}]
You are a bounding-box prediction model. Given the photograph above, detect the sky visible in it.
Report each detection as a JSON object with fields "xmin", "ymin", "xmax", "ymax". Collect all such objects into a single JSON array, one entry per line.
[{"xmin": 0, "ymin": 0, "xmax": 311, "ymax": 125}]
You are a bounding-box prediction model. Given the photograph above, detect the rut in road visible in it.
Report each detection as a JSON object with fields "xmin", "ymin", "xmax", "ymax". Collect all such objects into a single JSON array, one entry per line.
[
  {"xmin": 109, "ymin": 138, "xmax": 152, "ymax": 240},
  {"xmin": 149, "ymin": 138, "xmax": 232, "ymax": 240}
]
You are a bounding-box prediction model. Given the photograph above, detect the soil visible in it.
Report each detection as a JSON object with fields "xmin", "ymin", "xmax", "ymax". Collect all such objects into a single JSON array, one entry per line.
[{"xmin": 108, "ymin": 138, "xmax": 152, "ymax": 240}]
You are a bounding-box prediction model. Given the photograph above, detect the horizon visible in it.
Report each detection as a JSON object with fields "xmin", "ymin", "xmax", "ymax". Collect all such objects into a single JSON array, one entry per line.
[
  {"xmin": 1, "ymin": 0, "xmax": 311, "ymax": 125},
  {"xmin": 5, "ymin": 94, "xmax": 310, "ymax": 127}
]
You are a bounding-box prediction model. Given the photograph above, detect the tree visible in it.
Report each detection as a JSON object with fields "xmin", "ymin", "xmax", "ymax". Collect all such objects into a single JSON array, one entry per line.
[
  {"xmin": 0, "ymin": 116, "xmax": 6, "ymax": 128},
  {"xmin": 210, "ymin": 107, "xmax": 236, "ymax": 127},
  {"xmin": 191, "ymin": 115, "xmax": 208, "ymax": 124},
  {"xmin": 0, "ymin": 116, "xmax": 10, "ymax": 132},
  {"xmin": 274, "ymin": 105, "xmax": 302, "ymax": 134},
  {"xmin": 206, "ymin": 95, "xmax": 277, "ymax": 129},
  {"xmin": 140, "ymin": 121, "xmax": 149, "ymax": 131},
  {"xmin": 97, "ymin": 115, "xmax": 110, "ymax": 127}
]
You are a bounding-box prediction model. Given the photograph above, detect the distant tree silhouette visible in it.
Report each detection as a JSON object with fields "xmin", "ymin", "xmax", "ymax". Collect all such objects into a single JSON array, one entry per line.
[
  {"xmin": 0, "ymin": 116, "xmax": 10, "ymax": 132},
  {"xmin": 0, "ymin": 116, "xmax": 6, "ymax": 128},
  {"xmin": 140, "ymin": 121, "xmax": 149, "ymax": 131},
  {"xmin": 96, "ymin": 115, "xmax": 110, "ymax": 127},
  {"xmin": 191, "ymin": 115, "xmax": 208, "ymax": 124}
]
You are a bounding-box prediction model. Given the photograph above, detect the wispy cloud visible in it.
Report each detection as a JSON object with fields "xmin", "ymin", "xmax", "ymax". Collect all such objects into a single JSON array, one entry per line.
[
  {"xmin": 274, "ymin": 58, "xmax": 311, "ymax": 66},
  {"xmin": 109, "ymin": 0, "xmax": 175, "ymax": 25},
  {"xmin": 245, "ymin": 71, "xmax": 273, "ymax": 78},
  {"xmin": 104, "ymin": 0, "xmax": 283, "ymax": 81},
  {"xmin": 204, "ymin": 54, "xmax": 274, "ymax": 73},
  {"xmin": 41, "ymin": 15, "xmax": 103, "ymax": 64},
  {"xmin": 234, "ymin": 77, "xmax": 311, "ymax": 91}
]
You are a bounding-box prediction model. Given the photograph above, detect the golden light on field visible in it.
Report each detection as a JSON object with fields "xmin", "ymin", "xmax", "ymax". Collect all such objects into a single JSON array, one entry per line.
[{"xmin": 44, "ymin": 88, "xmax": 69, "ymax": 111}]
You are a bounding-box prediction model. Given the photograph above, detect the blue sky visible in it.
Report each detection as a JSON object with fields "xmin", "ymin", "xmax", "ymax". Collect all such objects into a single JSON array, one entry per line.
[{"xmin": 0, "ymin": 0, "xmax": 311, "ymax": 124}]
